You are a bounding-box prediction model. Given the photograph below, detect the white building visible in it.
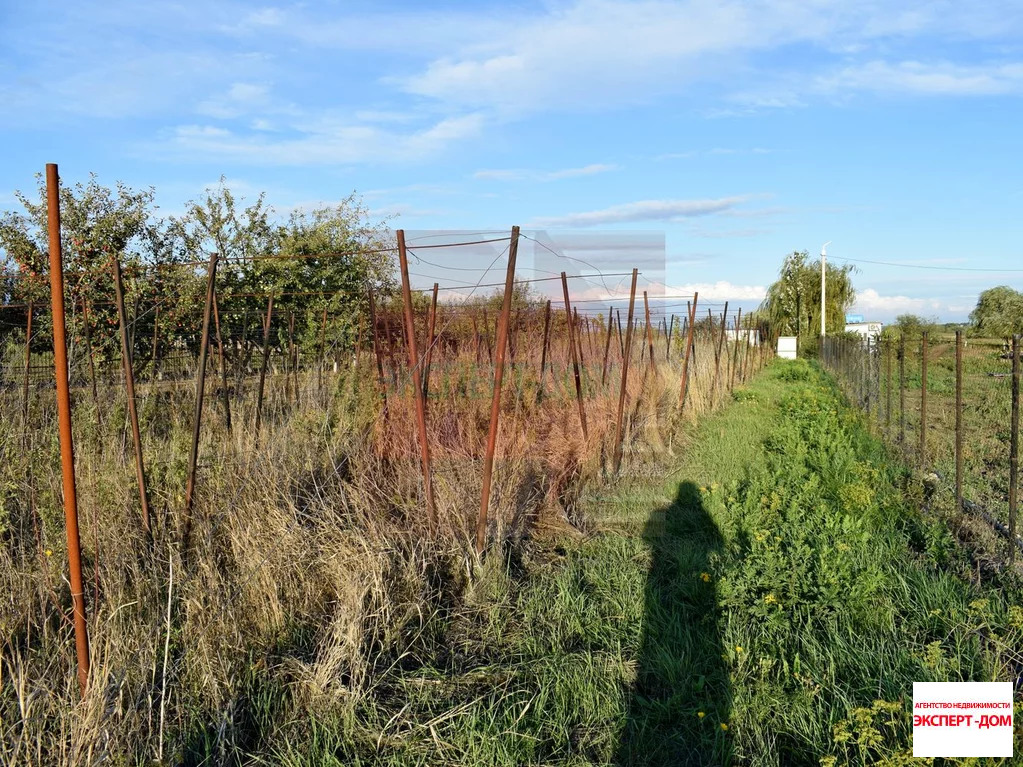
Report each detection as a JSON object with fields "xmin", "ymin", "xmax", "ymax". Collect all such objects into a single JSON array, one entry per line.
[{"xmin": 845, "ymin": 321, "xmax": 883, "ymax": 340}]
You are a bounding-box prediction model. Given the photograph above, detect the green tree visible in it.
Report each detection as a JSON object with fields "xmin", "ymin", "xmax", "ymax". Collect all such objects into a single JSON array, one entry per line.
[
  {"xmin": 969, "ymin": 286, "xmax": 1023, "ymax": 340},
  {"xmin": 885, "ymin": 314, "xmax": 938, "ymax": 340},
  {"xmin": 0, "ymin": 173, "xmax": 160, "ymax": 364},
  {"xmin": 759, "ymin": 250, "xmax": 856, "ymax": 342}
]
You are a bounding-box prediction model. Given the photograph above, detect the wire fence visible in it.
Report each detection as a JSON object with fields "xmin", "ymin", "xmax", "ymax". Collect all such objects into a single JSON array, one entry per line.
[
  {"xmin": 821, "ymin": 331, "xmax": 1021, "ymax": 565},
  {"xmin": 4, "ymin": 180, "xmax": 781, "ymax": 721}
]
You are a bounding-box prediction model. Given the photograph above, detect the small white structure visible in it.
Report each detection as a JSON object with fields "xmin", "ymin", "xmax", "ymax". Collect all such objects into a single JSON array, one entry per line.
[
  {"xmin": 845, "ymin": 321, "xmax": 883, "ymax": 341},
  {"xmin": 724, "ymin": 328, "xmax": 760, "ymax": 346},
  {"xmin": 777, "ymin": 336, "xmax": 798, "ymax": 360}
]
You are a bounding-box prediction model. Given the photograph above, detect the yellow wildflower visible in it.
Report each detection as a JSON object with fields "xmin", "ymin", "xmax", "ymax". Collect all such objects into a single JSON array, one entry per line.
[
  {"xmin": 697, "ymin": 711, "xmax": 705, "ymax": 718},
  {"xmin": 720, "ymin": 723, "xmax": 729, "ymax": 731},
  {"xmin": 700, "ymin": 572, "xmax": 711, "ymax": 582},
  {"xmin": 735, "ymin": 645, "xmax": 743, "ymax": 653},
  {"xmin": 45, "ymin": 549, "xmax": 53, "ymax": 557}
]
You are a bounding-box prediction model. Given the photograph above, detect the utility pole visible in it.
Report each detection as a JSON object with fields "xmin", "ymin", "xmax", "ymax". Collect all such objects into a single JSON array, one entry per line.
[{"xmin": 821, "ymin": 241, "xmax": 831, "ymax": 338}]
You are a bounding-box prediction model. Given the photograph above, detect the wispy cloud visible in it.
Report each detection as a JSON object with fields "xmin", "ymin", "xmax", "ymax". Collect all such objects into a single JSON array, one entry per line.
[
  {"xmin": 530, "ymin": 196, "xmax": 753, "ymax": 227},
  {"xmin": 668, "ymin": 281, "xmax": 767, "ymax": 301},
  {"xmin": 473, "ymin": 164, "xmax": 618, "ymax": 182},
  {"xmin": 163, "ymin": 112, "xmax": 487, "ymax": 165},
  {"xmin": 815, "ymin": 60, "xmax": 1023, "ymax": 97}
]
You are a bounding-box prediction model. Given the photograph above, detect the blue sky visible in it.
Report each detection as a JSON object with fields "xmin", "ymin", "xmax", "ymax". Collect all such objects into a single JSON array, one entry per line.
[{"xmin": 3, "ymin": 0, "xmax": 1023, "ymax": 321}]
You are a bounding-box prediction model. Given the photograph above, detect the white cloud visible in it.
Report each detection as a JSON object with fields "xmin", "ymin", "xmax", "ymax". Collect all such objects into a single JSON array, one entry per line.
[
  {"xmin": 853, "ymin": 288, "xmax": 947, "ymax": 316},
  {"xmin": 669, "ymin": 281, "xmax": 767, "ymax": 301},
  {"xmin": 164, "ymin": 112, "xmax": 486, "ymax": 165},
  {"xmin": 196, "ymin": 82, "xmax": 274, "ymax": 119},
  {"xmin": 816, "ymin": 60, "xmax": 1023, "ymax": 96},
  {"xmin": 398, "ymin": 0, "xmax": 1023, "ymax": 114},
  {"xmin": 530, "ymin": 196, "xmax": 753, "ymax": 227},
  {"xmin": 474, "ymin": 164, "xmax": 618, "ymax": 182}
]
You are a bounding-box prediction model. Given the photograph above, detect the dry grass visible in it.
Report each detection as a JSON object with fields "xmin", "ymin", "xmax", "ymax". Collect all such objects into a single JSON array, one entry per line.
[{"xmin": 0, "ymin": 317, "xmax": 767, "ymax": 765}]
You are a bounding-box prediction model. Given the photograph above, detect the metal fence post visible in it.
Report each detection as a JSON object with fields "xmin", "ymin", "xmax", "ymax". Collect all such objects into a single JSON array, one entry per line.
[
  {"xmin": 955, "ymin": 330, "xmax": 963, "ymax": 513},
  {"xmin": 539, "ymin": 299, "xmax": 552, "ymax": 389},
  {"xmin": 182, "ymin": 249, "xmax": 219, "ymax": 540},
  {"xmin": 1009, "ymin": 334, "xmax": 1019, "ymax": 564},
  {"xmin": 397, "ymin": 230, "xmax": 437, "ymax": 530},
  {"xmin": 211, "ymin": 287, "xmax": 232, "ymax": 434},
  {"xmin": 899, "ymin": 333, "xmax": 906, "ymax": 450},
  {"xmin": 613, "ymin": 269, "xmax": 639, "ymax": 473},
  {"xmin": 112, "ymin": 256, "xmax": 152, "ymax": 538},
  {"xmin": 643, "ymin": 291, "xmax": 655, "ymax": 374},
  {"xmin": 601, "ymin": 304, "xmax": 614, "ymax": 387},
  {"xmin": 678, "ymin": 292, "xmax": 699, "ymax": 409},
  {"xmin": 476, "ymin": 226, "xmax": 520, "ymax": 553},
  {"xmin": 254, "ymin": 294, "xmax": 274, "ymax": 434},
  {"xmin": 423, "ymin": 283, "xmax": 439, "ymax": 401},
  {"xmin": 885, "ymin": 338, "xmax": 893, "ymax": 434},
  {"xmin": 561, "ymin": 272, "xmax": 588, "ymax": 438},
  {"xmin": 920, "ymin": 331, "xmax": 928, "ymax": 469},
  {"xmin": 46, "ymin": 163, "xmax": 90, "ymax": 696}
]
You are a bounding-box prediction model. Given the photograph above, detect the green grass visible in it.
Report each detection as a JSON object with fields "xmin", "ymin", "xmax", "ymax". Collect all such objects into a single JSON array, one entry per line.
[
  {"xmin": 876, "ymin": 336, "xmax": 1016, "ymax": 524},
  {"xmin": 253, "ymin": 360, "xmax": 1020, "ymax": 766}
]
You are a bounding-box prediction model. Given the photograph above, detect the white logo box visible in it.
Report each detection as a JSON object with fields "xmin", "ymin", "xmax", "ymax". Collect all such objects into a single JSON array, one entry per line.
[{"xmin": 913, "ymin": 681, "xmax": 1013, "ymax": 758}]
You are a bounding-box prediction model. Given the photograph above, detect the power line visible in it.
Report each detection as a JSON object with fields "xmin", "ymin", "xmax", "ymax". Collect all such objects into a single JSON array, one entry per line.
[{"xmin": 834, "ymin": 256, "xmax": 1023, "ymax": 273}]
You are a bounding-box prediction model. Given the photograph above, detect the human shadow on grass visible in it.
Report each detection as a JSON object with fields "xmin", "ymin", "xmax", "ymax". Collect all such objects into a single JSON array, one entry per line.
[{"xmin": 616, "ymin": 480, "xmax": 731, "ymax": 766}]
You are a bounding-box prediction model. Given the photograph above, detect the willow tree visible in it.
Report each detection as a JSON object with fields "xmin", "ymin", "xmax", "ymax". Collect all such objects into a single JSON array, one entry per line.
[{"xmin": 759, "ymin": 250, "xmax": 856, "ymax": 341}]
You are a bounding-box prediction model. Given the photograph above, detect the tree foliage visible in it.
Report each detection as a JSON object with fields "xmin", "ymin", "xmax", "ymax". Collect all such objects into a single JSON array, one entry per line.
[
  {"xmin": 759, "ymin": 250, "xmax": 856, "ymax": 341},
  {"xmin": 0, "ymin": 173, "xmax": 394, "ymax": 366},
  {"xmin": 969, "ymin": 286, "xmax": 1023, "ymax": 340}
]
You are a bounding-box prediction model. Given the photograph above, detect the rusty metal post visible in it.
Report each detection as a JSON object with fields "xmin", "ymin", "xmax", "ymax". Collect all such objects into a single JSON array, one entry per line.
[
  {"xmin": 920, "ymin": 331, "xmax": 928, "ymax": 468},
  {"xmin": 423, "ymin": 283, "xmax": 438, "ymax": 401},
  {"xmin": 573, "ymin": 306, "xmax": 586, "ymax": 371},
  {"xmin": 709, "ymin": 303, "xmax": 729, "ymax": 405},
  {"xmin": 182, "ymin": 249, "xmax": 219, "ymax": 535},
  {"xmin": 112, "ymin": 256, "xmax": 152, "ymax": 537},
  {"xmin": 729, "ymin": 309, "xmax": 743, "ymax": 392},
  {"xmin": 955, "ymin": 330, "xmax": 963, "ymax": 513},
  {"xmin": 211, "ymin": 287, "xmax": 232, "ymax": 434},
  {"xmin": 539, "ymin": 299, "xmax": 552, "ymax": 388},
  {"xmin": 561, "ymin": 272, "xmax": 588, "ymax": 438},
  {"xmin": 612, "ymin": 270, "xmax": 639, "ymax": 474},
  {"xmin": 1010, "ymin": 334, "xmax": 1019, "ymax": 564},
  {"xmin": 899, "ymin": 333, "xmax": 906, "ymax": 450},
  {"xmin": 476, "ymin": 227, "xmax": 520, "ymax": 554},
  {"xmin": 600, "ymin": 305, "xmax": 614, "ymax": 387},
  {"xmin": 397, "ymin": 231, "xmax": 437, "ymax": 530},
  {"xmin": 367, "ymin": 287, "xmax": 388, "ymax": 418},
  {"xmin": 22, "ymin": 300, "xmax": 32, "ymax": 430},
  {"xmin": 643, "ymin": 291, "xmax": 655, "ymax": 374},
  {"xmin": 665, "ymin": 314, "xmax": 674, "ymax": 360},
  {"xmin": 46, "ymin": 163, "xmax": 89, "ymax": 696},
  {"xmin": 616, "ymin": 310, "xmax": 625, "ymax": 359},
  {"xmin": 678, "ymin": 293, "xmax": 699, "ymax": 409}
]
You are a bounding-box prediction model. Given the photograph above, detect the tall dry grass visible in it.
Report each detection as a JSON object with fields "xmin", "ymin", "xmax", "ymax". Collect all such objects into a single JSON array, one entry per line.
[{"xmin": 0, "ymin": 315, "xmax": 768, "ymax": 764}]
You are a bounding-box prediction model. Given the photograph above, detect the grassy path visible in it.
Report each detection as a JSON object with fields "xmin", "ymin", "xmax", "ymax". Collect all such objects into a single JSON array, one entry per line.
[{"xmin": 278, "ymin": 360, "xmax": 1021, "ymax": 766}]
